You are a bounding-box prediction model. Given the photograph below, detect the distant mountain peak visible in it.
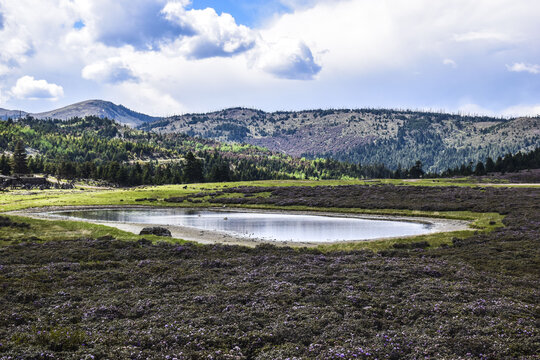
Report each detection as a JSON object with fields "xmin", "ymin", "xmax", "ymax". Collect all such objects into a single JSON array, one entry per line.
[{"xmin": 29, "ymin": 99, "xmax": 161, "ymax": 127}]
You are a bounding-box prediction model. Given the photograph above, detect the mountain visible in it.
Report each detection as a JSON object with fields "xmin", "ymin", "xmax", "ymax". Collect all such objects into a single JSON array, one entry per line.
[
  {"xmin": 0, "ymin": 108, "xmax": 28, "ymax": 121},
  {"xmin": 3, "ymin": 101, "xmax": 539, "ymax": 172},
  {"xmin": 142, "ymin": 108, "xmax": 540, "ymax": 172},
  {"xmin": 32, "ymin": 100, "xmax": 160, "ymax": 127},
  {"xmin": 0, "ymin": 100, "xmax": 159, "ymax": 127},
  {"xmin": 0, "ymin": 116, "xmax": 385, "ymax": 184}
]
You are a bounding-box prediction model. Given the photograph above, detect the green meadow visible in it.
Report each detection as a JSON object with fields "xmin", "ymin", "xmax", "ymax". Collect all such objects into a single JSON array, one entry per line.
[{"xmin": 0, "ymin": 179, "xmax": 511, "ymax": 251}]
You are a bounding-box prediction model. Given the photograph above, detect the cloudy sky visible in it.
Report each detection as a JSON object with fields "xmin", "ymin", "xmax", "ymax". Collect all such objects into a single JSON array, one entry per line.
[{"xmin": 0, "ymin": 0, "xmax": 539, "ymax": 117}]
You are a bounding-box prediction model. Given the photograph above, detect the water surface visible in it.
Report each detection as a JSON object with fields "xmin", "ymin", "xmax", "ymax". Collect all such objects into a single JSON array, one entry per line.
[{"xmin": 53, "ymin": 209, "xmax": 433, "ymax": 243}]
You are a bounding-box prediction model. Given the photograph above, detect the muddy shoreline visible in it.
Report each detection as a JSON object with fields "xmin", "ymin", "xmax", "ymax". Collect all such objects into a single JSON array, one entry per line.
[{"xmin": 9, "ymin": 205, "xmax": 472, "ymax": 247}]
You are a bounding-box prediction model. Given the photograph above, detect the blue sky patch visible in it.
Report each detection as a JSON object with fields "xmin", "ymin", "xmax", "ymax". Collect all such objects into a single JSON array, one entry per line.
[
  {"xmin": 73, "ymin": 20, "xmax": 85, "ymax": 29},
  {"xmin": 189, "ymin": 0, "xmax": 290, "ymax": 27}
]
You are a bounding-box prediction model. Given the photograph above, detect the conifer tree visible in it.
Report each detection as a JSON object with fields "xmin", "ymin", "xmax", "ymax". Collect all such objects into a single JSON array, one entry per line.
[
  {"xmin": 409, "ymin": 160, "xmax": 424, "ymax": 178},
  {"xmin": 485, "ymin": 157, "xmax": 495, "ymax": 173},
  {"xmin": 474, "ymin": 161, "xmax": 486, "ymax": 176},
  {"xmin": 183, "ymin": 152, "xmax": 204, "ymax": 183},
  {"xmin": 11, "ymin": 140, "xmax": 28, "ymax": 175},
  {"xmin": 0, "ymin": 154, "xmax": 11, "ymax": 175}
]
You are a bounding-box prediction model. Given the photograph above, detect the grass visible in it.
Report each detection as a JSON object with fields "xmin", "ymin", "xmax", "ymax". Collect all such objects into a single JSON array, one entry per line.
[
  {"xmin": 2, "ymin": 178, "xmax": 538, "ymax": 212},
  {"xmin": 0, "ymin": 215, "xmax": 189, "ymax": 246},
  {"xmin": 321, "ymin": 211, "xmax": 504, "ymax": 252},
  {"xmin": 0, "ymin": 179, "xmax": 506, "ymax": 251},
  {"xmin": 0, "ymin": 181, "xmax": 536, "ymax": 358}
]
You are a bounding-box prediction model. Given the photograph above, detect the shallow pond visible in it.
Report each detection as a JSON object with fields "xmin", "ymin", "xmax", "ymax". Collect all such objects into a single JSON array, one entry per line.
[{"xmin": 52, "ymin": 208, "xmax": 434, "ymax": 243}]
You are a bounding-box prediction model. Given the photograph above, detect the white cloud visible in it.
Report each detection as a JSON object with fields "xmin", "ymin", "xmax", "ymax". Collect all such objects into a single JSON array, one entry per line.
[
  {"xmin": 82, "ymin": 58, "xmax": 139, "ymax": 84},
  {"xmin": 443, "ymin": 58, "xmax": 457, "ymax": 68},
  {"xmin": 160, "ymin": 2, "xmax": 321, "ymax": 78},
  {"xmin": 1, "ymin": 0, "xmax": 540, "ymax": 115},
  {"xmin": 10, "ymin": 76, "xmax": 64, "ymax": 100},
  {"xmin": 0, "ymin": 0, "xmax": 78, "ymax": 73},
  {"xmin": 500, "ymin": 104, "xmax": 540, "ymax": 117},
  {"xmin": 458, "ymin": 103, "xmax": 496, "ymax": 116},
  {"xmin": 162, "ymin": 3, "xmax": 256, "ymax": 59},
  {"xmin": 73, "ymin": 0, "xmax": 186, "ymax": 50},
  {"xmin": 279, "ymin": 0, "xmax": 331, "ymax": 10},
  {"xmin": 506, "ymin": 62, "xmax": 540, "ymax": 74},
  {"xmin": 110, "ymin": 82, "xmax": 185, "ymax": 116},
  {"xmin": 254, "ymin": 38, "xmax": 321, "ymax": 80},
  {"xmin": 453, "ymin": 31, "xmax": 511, "ymax": 43},
  {"xmin": 459, "ymin": 102, "xmax": 540, "ymax": 118}
]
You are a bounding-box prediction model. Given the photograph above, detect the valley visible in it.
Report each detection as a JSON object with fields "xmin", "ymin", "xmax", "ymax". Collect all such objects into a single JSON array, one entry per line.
[
  {"xmin": 0, "ymin": 103, "xmax": 538, "ymax": 359},
  {"xmin": 2, "ymin": 1, "xmax": 539, "ymax": 358}
]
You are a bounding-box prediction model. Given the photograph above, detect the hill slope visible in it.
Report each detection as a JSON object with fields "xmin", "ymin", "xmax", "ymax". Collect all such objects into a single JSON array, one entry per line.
[
  {"xmin": 0, "ymin": 108, "xmax": 28, "ymax": 121},
  {"xmin": 1, "ymin": 116, "xmax": 383, "ymax": 184},
  {"xmin": 32, "ymin": 100, "xmax": 160, "ymax": 127},
  {"xmin": 143, "ymin": 108, "xmax": 540, "ymax": 172}
]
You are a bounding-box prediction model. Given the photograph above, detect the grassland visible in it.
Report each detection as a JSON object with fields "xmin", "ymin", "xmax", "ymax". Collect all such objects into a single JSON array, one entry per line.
[
  {"xmin": 0, "ymin": 179, "xmax": 538, "ymax": 359},
  {"xmin": 2, "ymin": 177, "xmax": 537, "ymax": 213},
  {"xmin": 0, "ymin": 178, "xmax": 511, "ymax": 251}
]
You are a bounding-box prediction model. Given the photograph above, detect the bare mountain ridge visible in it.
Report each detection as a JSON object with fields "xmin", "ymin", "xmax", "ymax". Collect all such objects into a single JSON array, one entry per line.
[
  {"xmin": 1, "ymin": 100, "xmax": 160, "ymax": 127},
  {"xmin": 143, "ymin": 107, "xmax": 540, "ymax": 172}
]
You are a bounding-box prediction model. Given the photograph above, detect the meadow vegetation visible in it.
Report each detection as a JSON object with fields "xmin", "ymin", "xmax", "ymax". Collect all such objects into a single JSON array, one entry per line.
[{"xmin": 0, "ymin": 181, "xmax": 538, "ymax": 358}]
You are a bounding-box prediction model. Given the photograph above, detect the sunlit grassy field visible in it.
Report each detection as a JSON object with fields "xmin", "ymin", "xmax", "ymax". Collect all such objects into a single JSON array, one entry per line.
[
  {"xmin": 2, "ymin": 177, "xmax": 537, "ymax": 212},
  {"xmin": 0, "ymin": 179, "xmax": 509, "ymax": 251}
]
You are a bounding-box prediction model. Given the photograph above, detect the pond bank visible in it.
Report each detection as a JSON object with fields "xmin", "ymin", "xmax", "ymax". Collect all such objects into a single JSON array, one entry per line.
[{"xmin": 9, "ymin": 205, "xmax": 472, "ymax": 247}]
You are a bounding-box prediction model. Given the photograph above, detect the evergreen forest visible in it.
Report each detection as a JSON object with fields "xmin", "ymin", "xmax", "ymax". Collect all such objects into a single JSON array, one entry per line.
[{"xmin": 1, "ymin": 116, "xmax": 538, "ymax": 186}]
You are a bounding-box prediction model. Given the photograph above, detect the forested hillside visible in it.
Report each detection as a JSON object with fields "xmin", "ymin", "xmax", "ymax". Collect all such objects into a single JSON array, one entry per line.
[
  {"xmin": 4, "ymin": 100, "xmax": 538, "ymax": 173},
  {"xmin": 143, "ymin": 108, "xmax": 540, "ymax": 172},
  {"xmin": 0, "ymin": 117, "xmax": 393, "ymax": 185}
]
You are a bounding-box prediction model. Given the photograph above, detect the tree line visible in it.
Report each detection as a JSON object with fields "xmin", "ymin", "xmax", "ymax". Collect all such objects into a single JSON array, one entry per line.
[
  {"xmin": 0, "ymin": 117, "xmax": 396, "ymax": 185},
  {"xmin": 2, "ymin": 116, "xmax": 538, "ymax": 186},
  {"xmin": 0, "ymin": 148, "xmax": 396, "ymax": 186},
  {"xmin": 440, "ymin": 147, "xmax": 540, "ymax": 177}
]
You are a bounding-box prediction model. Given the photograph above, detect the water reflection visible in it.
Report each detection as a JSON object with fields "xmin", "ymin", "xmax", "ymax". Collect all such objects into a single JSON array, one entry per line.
[{"xmin": 53, "ymin": 209, "xmax": 433, "ymax": 243}]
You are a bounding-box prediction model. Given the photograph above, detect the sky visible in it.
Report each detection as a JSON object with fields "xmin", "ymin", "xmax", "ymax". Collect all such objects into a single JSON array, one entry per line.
[{"xmin": 0, "ymin": 0, "xmax": 539, "ymax": 117}]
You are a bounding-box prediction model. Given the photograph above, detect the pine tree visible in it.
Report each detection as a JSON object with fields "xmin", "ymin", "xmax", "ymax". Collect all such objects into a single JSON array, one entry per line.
[
  {"xmin": 409, "ymin": 160, "xmax": 424, "ymax": 178},
  {"xmin": 0, "ymin": 154, "xmax": 11, "ymax": 175},
  {"xmin": 474, "ymin": 161, "xmax": 486, "ymax": 176},
  {"xmin": 183, "ymin": 152, "xmax": 204, "ymax": 183},
  {"xmin": 209, "ymin": 161, "xmax": 231, "ymax": 182},
  {"xmin": 485, "ymin": 157, "xmax": 495, "ymax": 173},
  {"xmin": 11, "ymin": 140, "xmax": 28, "ymax": 175}
]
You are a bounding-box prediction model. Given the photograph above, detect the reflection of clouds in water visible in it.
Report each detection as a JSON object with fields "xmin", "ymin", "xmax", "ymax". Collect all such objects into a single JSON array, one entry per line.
[{"xmin": 54, "ymin": 209, "xmax": 432, "ymax": 243}]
